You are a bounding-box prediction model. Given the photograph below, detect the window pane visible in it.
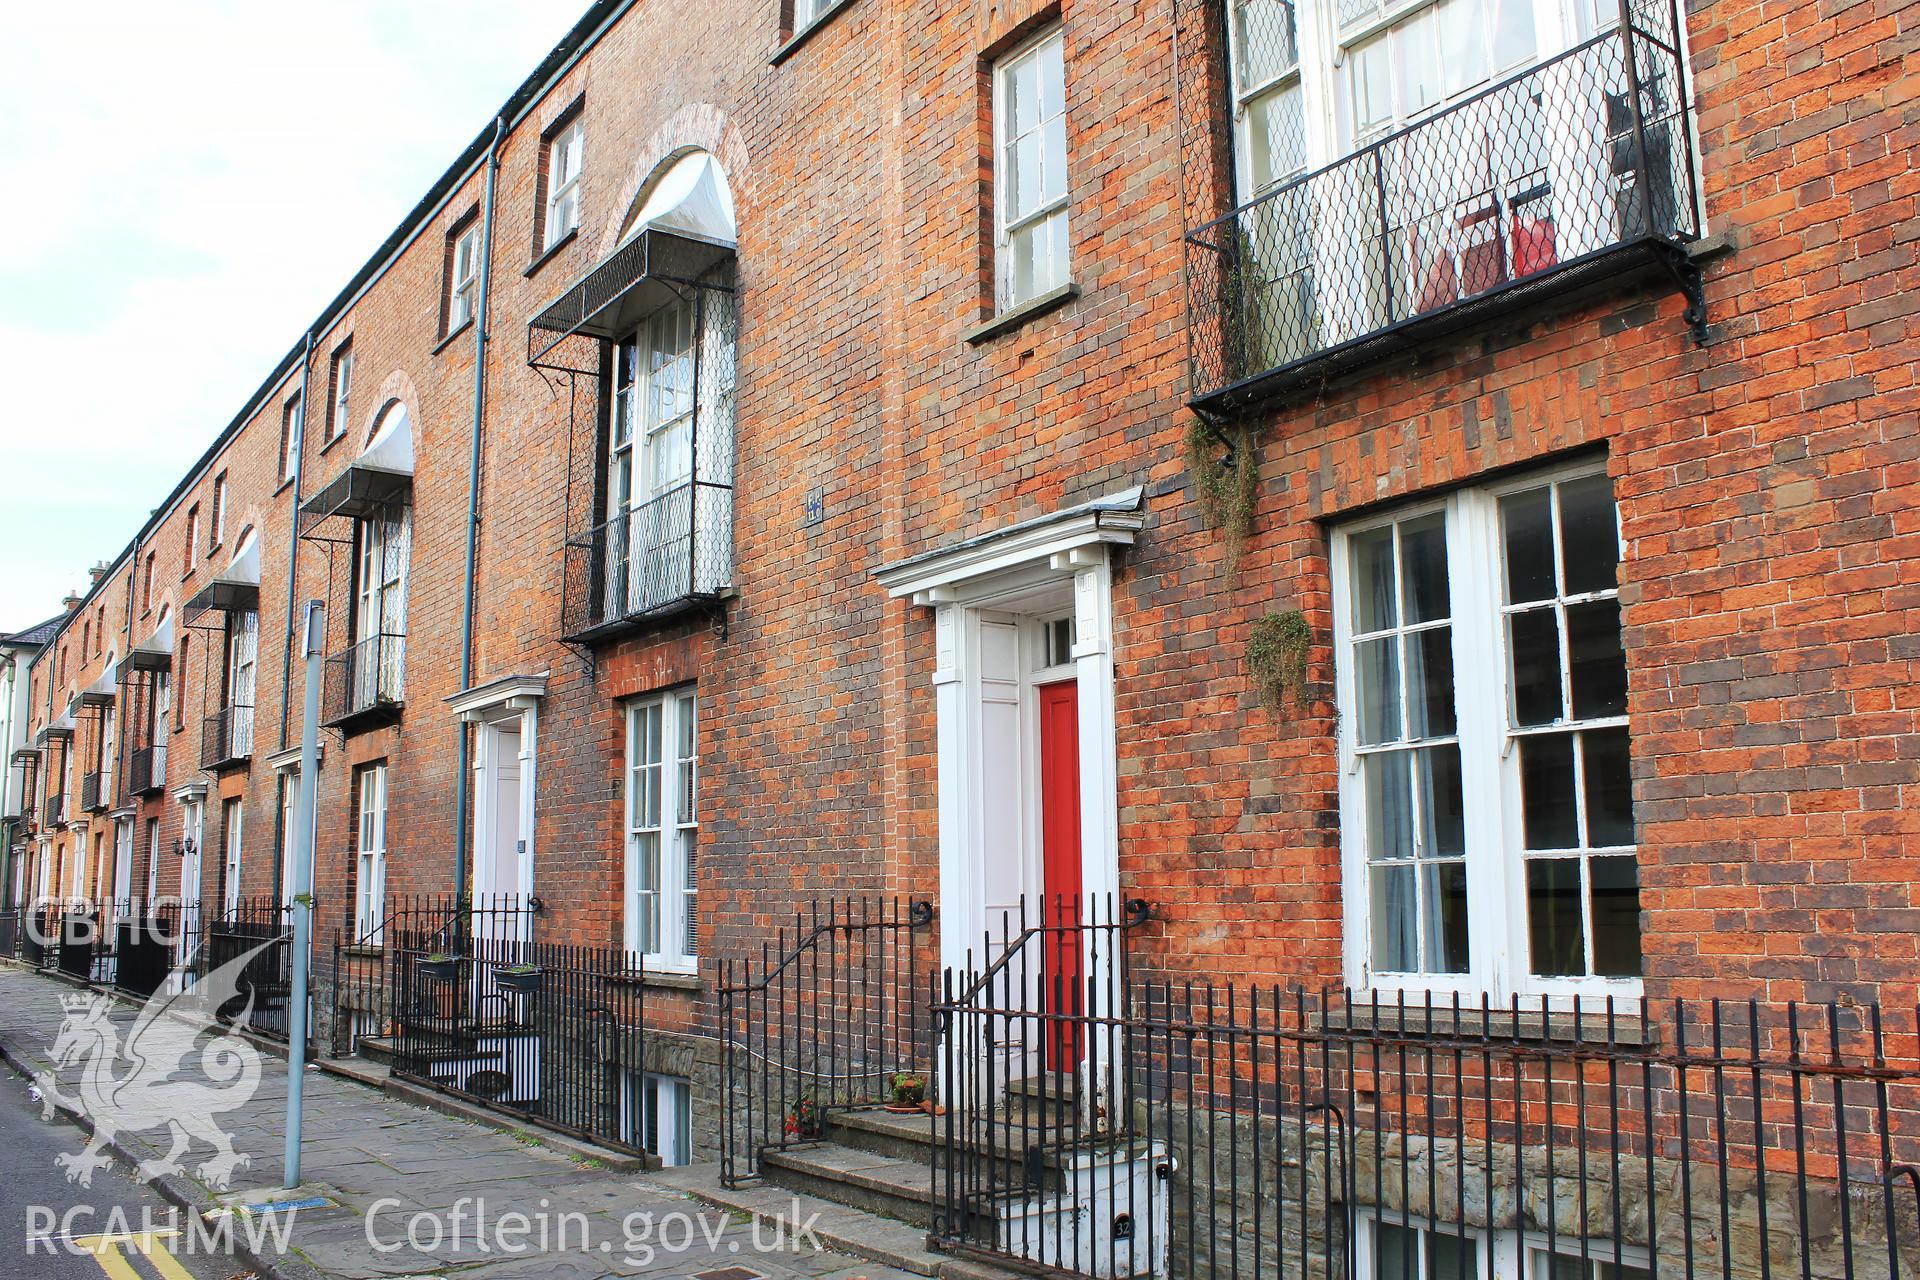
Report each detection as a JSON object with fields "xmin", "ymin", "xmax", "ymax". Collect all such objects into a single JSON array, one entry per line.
[
  {"xmin": 1427, "ymin": 1225, "xmax": 1480, "ymax": 1280},
  {"xmin": 1590, "ymin": 855, "xmax": 1642, "ymax": 977},
  {"xmin": 1526, "ymin": 857, "xmax": 1585, "ymax": 976},
  {"xmin": 1350, "ymin": 526, "xmax": 1397, "ymax": 633},
  {"xmin": 1235, "ymin": 0, "xmax": 1298, "ymax": 84},
  {"xmin": 1558, "ymin": 474, "xmax": 1619, "ymax": 595},
  {"xmin": 1247, "ymin": 84, "xmax": 1306, "ymax": 191},
  {"xmin": 1581, "ymin": 726, "xmax": 1634, "ymax": 846},
  {"xmin": 1012, "ymin": 131, "xmax": 1043, "ymax": 218},
  {"xmin": 1438, "ymin": 0, "xmax": 1490, "ymax": 98},
  {"xmin": 1567, "ymin": 599, "xmax": 1627, "ymax": 718},
  {"xmin": 1519, "ymin": 733, "xmax": 1578, "ymax": 849},
  {"xmin": 1362, "ymin": 751, "xmax": 1413, "ymax": 859},
  {"xmin": 1508, "ymin": 606, "xmax": 1564, "ymax": 726},
  {"xmin": 1404, "ymin": 627, "xmax": 1456, "ymax": 738},
  {"xmin": 1371, "ymin": 863, "xmax": 1418, "ymax": 972},
  {"xmin": 1399, "ymin": 513, "xmax": 1449, "ymax": 624},
  {"xmin": 1427, "ymin": 859, "xmax": 1471, "ymax": 972},
  {"xmin": 1501, "ymin": 486, "xmax": 1556, "ymax": 603},
  {"xmin": 1491, "ymin": 0, "xmax": 1537, "ymax": 67},
  {"xmin": 1009, "ymin": 221, "xmax": 1042, "ymax": 305},
  {"xmin": 1415, "ymin": 745, "xmax": 1465, "ymax": 857},
  {"xmin": 1042, "ymin": 114, "xmax": 1067, "ymax": 205},
  {"xmin": 1356, "ymin": 636, "xmax": 1403, "ymax": 745},
  {"xmin": 1397, "ymin": 10, "xmax": 1442, "ymax": 115},
  {"xmin": 1375, "ymin": 1223, "xmax": 1419, "ymax": 1280},
  {"xmin": 1350, "ymin": 37, "xmax": 1394, "ymax": 136}
]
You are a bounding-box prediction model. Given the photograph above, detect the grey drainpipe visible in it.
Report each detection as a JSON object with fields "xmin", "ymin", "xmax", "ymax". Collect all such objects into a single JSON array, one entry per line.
[
  {"xmin": 453, "ymin": 116, "xmax": 506, "ymax": 897},
  {"xmin": 279, "ymin": 331, "xmax": 316, "ymax": 753}
]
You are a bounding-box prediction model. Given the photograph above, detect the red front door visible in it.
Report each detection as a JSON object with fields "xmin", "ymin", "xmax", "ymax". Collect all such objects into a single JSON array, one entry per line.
[{"xmin": 1037, "ymin": 678, "xmax": 1083, "ymax": 1069}]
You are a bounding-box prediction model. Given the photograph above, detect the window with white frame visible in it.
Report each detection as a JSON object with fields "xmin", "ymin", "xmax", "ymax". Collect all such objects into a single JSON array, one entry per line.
[
  {"xmin": 355, "ymin": 764, "xmax": 387, "ymax": 942},
  {"xmin": 328, "ymin": 343, "xmax": 354, "ymax": 443},
  {"xmin": 184, "ymin": 505, "xmax": 200, "ymax": 574},
  {"xmin": 221, "ymin": 798, "xmax": 243, "ymax": 912},
  {"xmin": 353, "ymin": 500, "xmax": 410, "ymax": 704},
  {"xmin": 1230, "ymin": 0, "xmax": 1307, "ymax": 198},
  {"xmin": 792, "ymin": 0, "xmax": 835, "ymax": 31},
  {"xmin": 280, "ymin": 393, "xmax": 303, "ymax": 484},
  {"xmin": 210, "ymin": 474, "xmax": 227, "ymax": 547},
  {"xmin": 606, "ymin": 294, "xmax": 725, "ymax": 614},
  {"xmin": 225, "ymin": 609, "xmax": 258, "ymax": 758},
  {"xmin": 624, "ymin": 689, "xmax": 697, "ymax": 968},
  {"xmin": 1334, "ymin": 461, "xmax": 1636, "ymax": 996},
  {"xmin": 543, "ymin": 117, "xmax": 584, "ymax": 249},
  {"xmin": 1357, "ymin": 1212, "xmax": 1650, "ymax": 1280},
  {"xmin": 446, "ymin": 218, "xmax": 481, "ymax": 334},
  {"xmin": 1341, "ymin": 0, "xmax": 1539, "ymax": 144},
  {"xmin": 624, "ymin": 1071, "xmax": 692, "ymax": 1166},
  {"xmin": 994, "ymin": 26, "xmax": 1070, "ymax": 309}
]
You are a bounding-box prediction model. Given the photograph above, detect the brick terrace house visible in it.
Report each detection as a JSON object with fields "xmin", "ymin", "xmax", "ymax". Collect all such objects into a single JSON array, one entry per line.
[{"xmin": 7, "ymin": 0, "xmax": 1917, "ymax": 1274}]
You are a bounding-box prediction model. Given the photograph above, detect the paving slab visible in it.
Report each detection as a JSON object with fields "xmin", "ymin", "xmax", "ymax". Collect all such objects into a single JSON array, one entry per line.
[{"xmin": 0, "ymin": 963, "xmax": 922, "ymax": 1280}]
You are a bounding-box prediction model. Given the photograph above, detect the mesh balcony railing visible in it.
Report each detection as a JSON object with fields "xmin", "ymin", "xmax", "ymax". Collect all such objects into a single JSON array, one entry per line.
[
  {"xmin": 42, "ymin": 792, "xmax": 64, "ymax": 828},
  {"xmin": 323, "ymin": 632, "xmax": 406, "ymax": 727},
  {"xmin": 127, "ymin": 745, "xmax": 165, "ymax": 797},
  {"xmin": 201, "ymin": 704, "xmax": 254, "ymax": 770},
  {"xmin": 79, "ymin": 771, "xmax": 104, "ymax": 813},
  {"xmin": 1184, "ymin": 1, "xmax": 1699, "ymax": 409},
  {"xmin": 561, "ymin": 481, "xmax": 734, "ymax": 640}
]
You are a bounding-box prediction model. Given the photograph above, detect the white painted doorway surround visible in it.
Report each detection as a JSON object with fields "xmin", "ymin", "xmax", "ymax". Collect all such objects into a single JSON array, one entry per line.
[
  {"xmin": 450, "ymin": 674, "xmax": 546, "ymax": 946},
  {"xmin": 873, "ymin": 488, "xmax": 1144, "ymax": 982}
]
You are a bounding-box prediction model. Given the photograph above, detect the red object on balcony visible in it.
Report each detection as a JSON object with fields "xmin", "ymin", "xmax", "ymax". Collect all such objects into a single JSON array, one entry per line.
[{"xmin": 1513, "ymin": 213, "xmax": 1559, "ymax": 276}]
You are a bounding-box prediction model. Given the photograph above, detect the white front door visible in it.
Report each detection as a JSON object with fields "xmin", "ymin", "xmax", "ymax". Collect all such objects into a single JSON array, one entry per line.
[
  {"xmin": 473, "ymin": 718, "xmax": 531, "ymax": 946},
  {"xmin": 111, "ymin": 820, "xmax": 134, "ymax": 919}
]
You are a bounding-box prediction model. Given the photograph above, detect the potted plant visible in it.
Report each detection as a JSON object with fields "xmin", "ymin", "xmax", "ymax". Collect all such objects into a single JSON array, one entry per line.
[
  {"xmin": 886, "ymin": 1071, "xmax": 927, "ymax": 1112},
  {"xmin": 783, "ymin": 1094, "xmax": 822, "ymax": 1140},
  {"xmin": 419, "ymin": 952, "xmax": 461, "ymax": 982},
  {"xmin": 495, "ymin": 963, "xmax": 542, "ymax": 995}
]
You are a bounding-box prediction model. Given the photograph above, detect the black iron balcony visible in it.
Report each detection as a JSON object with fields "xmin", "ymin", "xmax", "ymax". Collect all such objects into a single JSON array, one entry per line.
[
  {"xmin": 561, "ymin": 482, "xmax": 735, "ymax": 642},
  {"xmin": 1184, "ymin": 7, "xmax": 1700, "ymax": 411},
  {"xmin": 128, "ymin": 746, "xmax": 165, "ymax": 797},
  {"xmin": 323, "ymin": 632, "xmax": 406, "ymax": 728},
  {"xmin": 42, "ymin": 792, "xmax": 65, "ymax": 828},
  {"xmin": 80, "ymin": 771, "xmax": 106, "ymax": 813},
  {"xmin": 201, "ymin": 704, "xmax": 254, "ymax": 771}
]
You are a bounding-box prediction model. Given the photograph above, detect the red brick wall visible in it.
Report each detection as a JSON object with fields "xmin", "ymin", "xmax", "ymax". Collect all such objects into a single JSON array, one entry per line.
[{"xmin": 15, "ymin": 0, "xmax": 1915, "ymax": 1026}]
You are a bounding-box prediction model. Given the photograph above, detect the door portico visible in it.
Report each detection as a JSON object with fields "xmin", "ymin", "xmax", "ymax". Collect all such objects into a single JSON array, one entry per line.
[{"xmin": 874, "ymin": 488, "xmax": 1143, "ymax": 980}]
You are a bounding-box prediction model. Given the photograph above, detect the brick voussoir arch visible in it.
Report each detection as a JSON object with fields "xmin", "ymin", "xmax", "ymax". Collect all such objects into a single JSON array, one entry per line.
[{"xmin": 596, "ymin": 104, "xmax": 752, "ymax": 259}]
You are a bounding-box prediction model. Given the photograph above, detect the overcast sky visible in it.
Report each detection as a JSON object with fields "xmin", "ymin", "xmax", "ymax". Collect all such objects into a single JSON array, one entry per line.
[{"xmin": 0, "ymin": 2, "xmax": 588, "ymax": 632}]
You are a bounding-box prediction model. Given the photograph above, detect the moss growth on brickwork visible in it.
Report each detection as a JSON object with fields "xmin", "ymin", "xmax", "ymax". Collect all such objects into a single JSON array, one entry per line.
[
  {"xmin": 1248, "ymin": 609, "xmax": 1312, "ymax": 712},
  {"xmin": 1185, "ymin": 416, "xmax": 1258, "ymax": 577}
]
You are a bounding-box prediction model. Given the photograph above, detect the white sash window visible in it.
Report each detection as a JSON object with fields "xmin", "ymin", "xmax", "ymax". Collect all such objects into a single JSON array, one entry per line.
[
  {"xmin": 1334, "ymin": 461, "xmax": 1637, "ymax": 998},
  {"xmin": 624, "ymin": 689, "xmax": 697, "ymax": 969},
  {"xmin": 355, "ymin": 764, "xmax": 388, "ymax": 942}
]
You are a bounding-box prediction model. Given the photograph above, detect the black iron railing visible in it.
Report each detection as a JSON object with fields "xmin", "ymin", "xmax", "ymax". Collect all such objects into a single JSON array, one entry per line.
[
  {"xmin": 561, "ymin": 482, "xmax": 735, "ymax": 640},
  {"xmin": 326, "ymin": 894, "xmax": 541, "ymax": 1057},
  {"xmin": 189, "ymin": 898, "xmax": 294, "ymax": 1041},
  {"xmin": 127, "ymin": 745, "xmax": 165, "ymax": 797},
  {"xmin": 719, "ymin": 896, "xmax": 938, "ymax": 1185},
  {"xmin": 1185, "ymin": 0, "xmax": 1700, "ymax": 409},
  {"xmin": 0, "ymin": 910, "xmax": 16, "ymax": 959},
  {"xmin": 323, "ymin": 632, "xmax": 406, "ymax": 726},
  {"xmin": 931, "ymin": 975, "xmax": 1920, "ymax": 1280},
  {"xmin": 364, "ymin": 898, "xmax": 655, "ymax": 1153},
  {"xmin": 201, "ymin": 704, "xmax": 253, "ymax": 769},
  {"xmin": 41, "ymin": 792, "xmax": 64, "ymax": 828},
  {"xmin": 79, "ymin": 771, "xmax": 104, "ymax": 813}
]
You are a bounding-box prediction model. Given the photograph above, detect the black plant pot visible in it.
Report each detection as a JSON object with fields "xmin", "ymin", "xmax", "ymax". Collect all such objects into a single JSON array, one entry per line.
[
  {"xmin": 419, "ymin": 956, "xmax": 461, "ymax": 983},
  {"xmin": 496, "ymin": 968, "xmax": 543, "ymax": 995}
]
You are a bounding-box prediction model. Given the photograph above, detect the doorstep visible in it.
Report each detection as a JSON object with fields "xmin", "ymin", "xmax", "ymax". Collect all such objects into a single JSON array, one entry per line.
[{"xmin": 651, "ymin": 1161, "xmax": 1025, "ymax": 1280}]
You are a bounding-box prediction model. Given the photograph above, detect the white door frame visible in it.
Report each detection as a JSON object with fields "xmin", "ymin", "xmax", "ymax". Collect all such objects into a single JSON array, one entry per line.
[{"xmin": 453, "ymin": 677, "xmax": 545, "ymax": 945}]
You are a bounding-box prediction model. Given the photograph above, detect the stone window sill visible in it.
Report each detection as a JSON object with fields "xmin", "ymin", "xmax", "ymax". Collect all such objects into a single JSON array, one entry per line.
[{"xmin": 963, "ymin": 282, "xmax": 1080, "ymax": 346}]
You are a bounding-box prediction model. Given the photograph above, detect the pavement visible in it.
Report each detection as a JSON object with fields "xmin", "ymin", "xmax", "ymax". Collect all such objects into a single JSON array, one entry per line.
[{"xmin": 0, "ymin": 962, "xmax": 919, "ymax": 1280}]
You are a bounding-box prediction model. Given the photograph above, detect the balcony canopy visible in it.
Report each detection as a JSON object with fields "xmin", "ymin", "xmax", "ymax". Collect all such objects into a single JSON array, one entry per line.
[
  {"xmin": 128, "ymin": 614, "xmax": 173, "ymax": 672},
  {"xmin": 301, "ymin": 402, "xmax": 415, "ymax": 531},
  {"xmin": 36, "ymin": 712, "xmax": 74, "ymax": 745},
  {"xmin": 76, "ymin": 660, "xmax": 118, "ymax": 709},
  {"xmin": 528, "ymin": 151, "xmax": 736, "ymax": 370},
  {"xmin": 184, "ymin": 532, "xmax": 261, "ymax": 624}
]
